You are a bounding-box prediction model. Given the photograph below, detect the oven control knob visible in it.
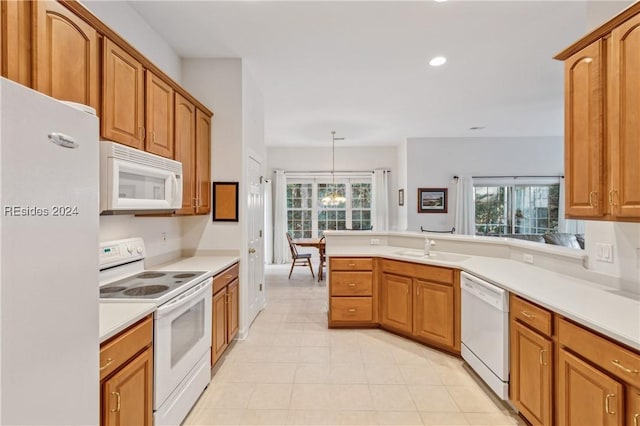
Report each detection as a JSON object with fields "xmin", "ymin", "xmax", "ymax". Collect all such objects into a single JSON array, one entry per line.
[
  {"xmin": 136, "ymin": 246, "xmax": 143, "ymax": 254},
  {"xmin": 127, "ymin": 245, "xmax": 134, "ymax": 254}
]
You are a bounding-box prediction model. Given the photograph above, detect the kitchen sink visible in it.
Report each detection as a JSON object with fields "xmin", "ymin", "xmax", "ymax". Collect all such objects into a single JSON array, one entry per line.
[{"xmin": 392, "ymin": 250, "xmax": 471, "ymax": 262}]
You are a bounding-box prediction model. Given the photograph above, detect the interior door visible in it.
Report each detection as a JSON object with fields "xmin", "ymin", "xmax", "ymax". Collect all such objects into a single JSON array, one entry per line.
[{"xmin": 247, "ymin": 155, "xmax": 266, "ymax": 326}]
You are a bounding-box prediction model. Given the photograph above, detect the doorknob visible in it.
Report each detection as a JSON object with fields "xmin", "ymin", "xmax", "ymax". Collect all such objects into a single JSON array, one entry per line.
[{"xmin": 248, "ymin": 248, "xmax": 256, "ymax": 254}]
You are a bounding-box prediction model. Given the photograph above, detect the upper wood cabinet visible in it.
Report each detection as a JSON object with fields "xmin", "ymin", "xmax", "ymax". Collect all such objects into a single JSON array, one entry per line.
[
  {"xmin": 563, "ymin": 39, "xmax": 605, "ymax": 218},
  {"xmin": 195, "ymin": 109, "xmax": 211, "ymax": 214},
  {"xmin": 102, "ymin": 38, "xmax": 145, "ymax": 150},
  {"xmin": 609, "ymin": 14, "xmax": 640, "ymax": 219},
  {"xmin": 557, "ymin": 4, "xmax": 640, "ymax": 222},
  {"xmin": 32, "ymin": 0, "xmax": 99, "ymax": 112},
  {"xmin": 145, "ymin": 71, "xmax": 174, "ymax": 158},
  {"xmin": 174, "ymin": 93, "xmax": 197, "ymax": 215},
  {"xmin": 2, "ymin": 0, "xmax": 32, "ymax": 87}
]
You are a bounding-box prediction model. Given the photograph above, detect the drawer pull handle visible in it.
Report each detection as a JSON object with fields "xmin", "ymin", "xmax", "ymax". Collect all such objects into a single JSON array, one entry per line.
[
  {"xmin": 348, "ymin": 263, "xmax": 356, "ymax": 267},
  {"xmin": 521, "ymin": 311, "xmax": 535, "ymax": 319},
  {"xmin": 100, "ymin": 358, "xmax": 115, "ymax": 371},
  {"xmin": 348, "ymin": 308, "xmax": 356, "ymax": 313},
  {"xmin": 605, "ymin": 393, "xmax": 615, "ymax": 415},
  {"xmin": 347, "ymin": 283, "xmax": 356, "ymax": 287},
  {"xmin": 539, "ymin": 349, "xmax": 547, "ymax": 366},
  {"xmin": 611, "ymin": 359, "xmax": 639, "ymax": 374},
  {"xmin": 111, "ymin": 391, "xmax": 121, "ymax": 413},
  {"xmin": 224, "ymin": 275, "xmax": 233, "ymax": 279},
  {"xmin": 633, "ymin": 413, "xmax": 639, "ymax": 426}
]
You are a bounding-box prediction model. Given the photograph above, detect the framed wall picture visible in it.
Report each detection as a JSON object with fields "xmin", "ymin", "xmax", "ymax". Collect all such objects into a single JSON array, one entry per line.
[
  {"xmin": 398, "ymin": 189, "xmax": 405, "ymax": 206},
  {"xmin": 417, "ymin": 188, "xmax": 448, "ymax": 213},
  {"xmin": 212, "ymin": 182, "xmax": 239, "ymax": 221}
]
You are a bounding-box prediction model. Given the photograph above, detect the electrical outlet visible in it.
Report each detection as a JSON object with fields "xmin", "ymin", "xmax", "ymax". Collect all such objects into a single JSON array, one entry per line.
[
  {"xmin": 596, "ymin": 243, "xmax": 613, "ymax": 263},
  {"xmin": 370, "ymin": 238, "xmax": 380, "ymax": 245},
  {"xmin": 523, "ymin": 253, "xmax": 534, "ymax": 264},
  {"xmin": 161, "ymin": 232, "xmax": 167, "ymax": 244}
]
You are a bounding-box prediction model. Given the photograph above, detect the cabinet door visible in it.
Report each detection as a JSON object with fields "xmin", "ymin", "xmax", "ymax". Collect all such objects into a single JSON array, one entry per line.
[
  {"xmin": 510, "ymin": 321, "xmax": 552, "ymax": 426},
  {"xmin": 381, "ymin": 273, "xmax": 412, "ymax": 334},
  {"xmin": 557, "ymin": 348, "xmax": 623, "ymax": 426},
  {"xmin": 564, "ymin": 39, "xmax": 605, "ymax": 218},
  {"xmin": 228, "ymin": 279, "xmax": 239, "ymax": 342},
  {"xmin": 174, "ymin": 93, "xmax": 196, "ymax": 214},
  {"xmin": 610, "ymin": 15, "xmax": 640, "ymax": 220},
  {"xmin": 33, "ymin": 1, "xmax": 99, "ymax": 112},
  {"xmin": 628, "ymin": 387, "xmax": 640, "ymax": 426},
  {"xmin": 413, "ymin": 279, "xmax": 454, "ymax": 349},
  {"xmin": 102, "ymin": 38, "xmax": 144, "ymax": 150},
  {"xmin": 212, "ymin": 289, "xmax": 228, "ymax": 365},
  {"xmin": 195, "ymin": 109, "xmax": 211, "ymax": 214},
  {"xmin": 2, "ymin": 0, "xmax": 31, "ymax": 86},
  {"xmin": 102, "ymin": 347, "xmax": 153, "ymax": 426},
  {"xmin": 145, "ymin": 71, "xmax": 174, "ymax": 158}
]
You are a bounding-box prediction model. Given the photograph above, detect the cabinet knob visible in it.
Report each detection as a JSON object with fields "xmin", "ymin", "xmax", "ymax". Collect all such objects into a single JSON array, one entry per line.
[
  {"xmin": 347, "ymin": 308, "xmax": 356, "ymax": 313},
  {"xmin": 633, "ymin": 413, "xmax": 639, "ymax": 426},
  {"xmin": 609, "ymin": 189, "xmax": 618, "ymax": 207},
  {"xmin": 521, "ymin": 311, "xmax": 535, "ymax": 319},
  {"xmin": 139, "ymin": 126, "xmax": 146, "ymax": 141},
  {"xmin": 539, "ymin": 349, "xmax": 548, "ymax": 366},
  {"xmin": 589, "ymin": 191, "xmax": 598, "ymax": 207},
  {"xmin": 347, "ymin": 283, "xmax": 356, "ymax": 287},
  {"xmin": 100, "ymin": 358, "xmax": 115, "ymax": 371}
]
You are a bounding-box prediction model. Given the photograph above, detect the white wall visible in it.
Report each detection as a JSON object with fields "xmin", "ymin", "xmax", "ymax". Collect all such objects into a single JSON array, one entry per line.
[
  {"xmin": 267, "ymin": 145, "xmax": 399, "ymax": 230},
  {"xmin": 180, "ymin": 59, "xmax": 243, "ymax": 252},
  {"xmin": 406, "ymin": 137, "xmax": 564, "ymax": 232},
  {"xmin": 243, "ymin": 67, "xmax": 266, "ymax": 162},
  {"xmin": 396, "ymin": 140, "xmax": 408, "ymax": 231},
  {"xmin": 80, "ymin": 0, "xmax": 182, "ymax": 83},
  {"xmin": 585, "ymin": 221, "xmax": 640, "ymax": 290}
]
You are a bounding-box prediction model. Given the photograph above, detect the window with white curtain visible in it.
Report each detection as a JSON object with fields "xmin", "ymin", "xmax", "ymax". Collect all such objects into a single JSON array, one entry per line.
[
  {"xmin": 286, "ymin": 177, "xmax": 371, "ymax": 238},
  {"xmin": 474, "ymin": 178, "xmax": 560, "ymax": 236}
]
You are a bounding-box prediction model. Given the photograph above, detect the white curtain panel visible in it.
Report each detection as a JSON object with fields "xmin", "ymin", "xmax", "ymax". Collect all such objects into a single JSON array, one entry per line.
[
  {"xmin": 263, "ymin": 179, "xmax": 273, "ymax": 265},
  {"xmin": 372, "ymin": 169, "xmax": 389, "ymax": 231},
  {"xmin": 273, "ymin": 170, "xmax": 290, "ymax": 264},
  {"xmin": 558, "ymin": 178, "xmax": 585, "ymax": 234},
  {"xmin": 454, "ymin": 175, "xmax": 475, "ymax": 235}
]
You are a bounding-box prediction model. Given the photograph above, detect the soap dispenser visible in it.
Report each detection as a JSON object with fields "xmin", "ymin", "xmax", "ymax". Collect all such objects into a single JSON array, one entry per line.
[{"xmin": 424, "ymin": 237, "xmax": 431, "ymax": 256}]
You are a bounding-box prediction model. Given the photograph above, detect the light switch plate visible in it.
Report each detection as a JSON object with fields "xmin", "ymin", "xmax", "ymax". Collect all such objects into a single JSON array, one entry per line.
[
  {"xmin": 596, "ymin": 243, "xmax": 613, "ymax": 263},
  {"xmin": 523, "ymin": 254, "xmax": 534, "ymax": 264},
  {"xmin": 370, "ymin": 238, "xmax": 380, "ymax": 245}
]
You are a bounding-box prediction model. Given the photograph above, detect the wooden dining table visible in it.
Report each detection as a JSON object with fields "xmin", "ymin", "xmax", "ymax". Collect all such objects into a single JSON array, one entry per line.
[{"xmin": 292, "ymin": 237, "xmax": 326, "ymax": 281}]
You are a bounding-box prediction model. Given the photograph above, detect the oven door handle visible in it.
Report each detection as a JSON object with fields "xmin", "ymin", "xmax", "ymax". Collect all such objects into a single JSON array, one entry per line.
[{"xmin": 155, "ymin": 278, "xmax": 212, "ymax": 319}]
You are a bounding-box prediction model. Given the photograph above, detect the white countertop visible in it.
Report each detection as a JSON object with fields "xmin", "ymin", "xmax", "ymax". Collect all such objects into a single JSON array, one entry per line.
[
  {"xmin": 327, "ymin": 245, "xmax": 640, "ymax": 351},
  {"xmin": 99, "ymin": 303, "xmax": 156, "ymax": 344},
  {"xmin": 99, "ymin": 255, "xmax": 239, "ymax": 343}
]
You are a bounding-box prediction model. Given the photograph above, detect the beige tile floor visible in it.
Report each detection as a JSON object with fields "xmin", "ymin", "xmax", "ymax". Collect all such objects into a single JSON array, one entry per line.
[{"xmin": 184, "ymin": 264, "xmax": 526, "ymax": 426}]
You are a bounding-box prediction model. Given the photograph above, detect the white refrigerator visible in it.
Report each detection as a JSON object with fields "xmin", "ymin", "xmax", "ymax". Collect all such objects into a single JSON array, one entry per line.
[{"xmin": 0, "ymin": 78, "xmax": 99, "ymax": 425}]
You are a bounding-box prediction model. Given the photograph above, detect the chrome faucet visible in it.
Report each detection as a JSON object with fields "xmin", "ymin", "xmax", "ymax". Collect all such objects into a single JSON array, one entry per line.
[{"xmin": 424, "ymin": 237, "xmax": 432, "ymax": 256}]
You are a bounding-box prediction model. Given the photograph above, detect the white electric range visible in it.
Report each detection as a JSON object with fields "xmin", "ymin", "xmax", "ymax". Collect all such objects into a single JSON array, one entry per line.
[{"xmin": 99, "ymin": 238, "xmax": 212, "ymax": 426}]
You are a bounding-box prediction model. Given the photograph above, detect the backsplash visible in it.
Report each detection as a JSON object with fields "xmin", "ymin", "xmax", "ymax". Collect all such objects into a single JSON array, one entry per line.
[{"xmin": 99, "ymin": 216, "xmax": 182, "ymax": 264}]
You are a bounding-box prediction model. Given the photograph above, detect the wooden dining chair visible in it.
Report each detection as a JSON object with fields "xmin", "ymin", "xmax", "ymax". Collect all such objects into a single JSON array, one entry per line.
[{"xmin": 286, "ymin": 233, "xmax": 315, "ymax": 279}]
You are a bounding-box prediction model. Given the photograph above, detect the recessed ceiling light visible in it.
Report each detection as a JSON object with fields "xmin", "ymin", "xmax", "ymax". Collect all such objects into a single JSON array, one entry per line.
[
  {"xmin": 469, "ymin": 126, "xmax": 486, "ymax": 130},
  {"xmin": 429, "ymin": 56, "xmax": 447, "ymax": 67}
]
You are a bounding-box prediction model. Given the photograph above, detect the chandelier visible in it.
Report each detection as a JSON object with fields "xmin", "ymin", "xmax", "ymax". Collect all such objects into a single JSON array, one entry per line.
[{"xmin": 321, "ymin": 131, "xmax": 346, "ymax": 206}]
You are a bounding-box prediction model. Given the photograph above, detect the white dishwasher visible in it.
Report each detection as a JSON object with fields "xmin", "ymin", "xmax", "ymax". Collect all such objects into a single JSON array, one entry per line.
[{"xmin": 460, "ymin": 271, "xmax": 509, "ymax": 400}]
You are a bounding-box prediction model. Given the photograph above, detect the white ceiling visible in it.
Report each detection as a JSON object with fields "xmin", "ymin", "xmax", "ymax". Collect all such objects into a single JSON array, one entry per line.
[{"xmin": 128, "ymin": 1, "xmax": 629, "ymax": 147}]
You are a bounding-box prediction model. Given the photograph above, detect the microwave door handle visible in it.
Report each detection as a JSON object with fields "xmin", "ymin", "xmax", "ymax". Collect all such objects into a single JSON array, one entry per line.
[
  {"xmin": 155, "ymin": 278, "xmax": 212, "ymax": 319},
  {"xmin": 171, "ymin": 174, "xmax": 178, "ymax": 204}
]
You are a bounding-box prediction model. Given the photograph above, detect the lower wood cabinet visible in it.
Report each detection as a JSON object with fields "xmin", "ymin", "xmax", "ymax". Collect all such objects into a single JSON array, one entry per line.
[
  {"xmin": 510, "ymin": 319, "xmax": 552, "ymax": 426},
  {"xmin": 628, "ymin": 388, "xmax": 640, "ymax": 426},
  {"xmin": 413, "ymin": 279, "xmax": 454, "ymax": 348},
  {"xmin": 380, "ymin": 273, "xmax": 412, "ymax": 333},
  {"xmin": 329, "ymin": 257, "xmax": 376, "ymax": 326},
  {"xmin": 100, "ymin": 316, "xmax": 153, "ymax": 426},
  {"xmin": 557, "ymin": 348, "xmax": 624, "ymax": 426},
  {"xmin": 212, "ymin": 263, "xmax": 240, "ymax": 365}
]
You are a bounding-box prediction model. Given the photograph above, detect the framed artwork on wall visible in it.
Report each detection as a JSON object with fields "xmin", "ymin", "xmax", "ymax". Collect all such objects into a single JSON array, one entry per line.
[
  {"xmin": 212, "ymin": 182, "xmax": 239, "ymax": 221},
  {"xmin": 417, "ymin": 188, "xmax": 448, "ymax": 213}
]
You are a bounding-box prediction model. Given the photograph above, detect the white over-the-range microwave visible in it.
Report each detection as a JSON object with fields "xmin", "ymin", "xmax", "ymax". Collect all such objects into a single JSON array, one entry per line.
[{"xmin": 100, "ymin": 141, "xmax": 183, "ymax": 214}]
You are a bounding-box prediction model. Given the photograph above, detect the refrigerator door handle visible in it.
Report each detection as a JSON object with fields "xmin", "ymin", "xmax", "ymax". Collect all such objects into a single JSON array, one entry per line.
[{"xmin": 48, "ymin": 132, "xmax": 79, "ymax": 149}]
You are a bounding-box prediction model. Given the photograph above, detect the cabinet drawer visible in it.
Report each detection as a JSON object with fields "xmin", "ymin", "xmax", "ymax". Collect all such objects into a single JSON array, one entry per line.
[
  {"xmin": 100, "ymin": 315, "xmax": 153, "ymax": 381},
  {"xmin": 331, "ymin": 272, "xmax": 373, "ymax": 296},
  {"xmin": 330, "ymin": 258, "xmax": 372, "ymax": 271},
  {"xmin": 558, "ymin": 318, "xmax": 640, "ymax": 387},
  {"xmin": 381, "ymin": 259, "xmax": 453, "ymax": 284},
  {"xmin": 213, "ymin": 263, "xmax": 239, "ymax": 294},
  {"xmin": 511, "ymin": 295, "xmax": 553, "ymax": 337},
  {"xmin": 330, "ymin": 297, "xmax": 373, "ymax": 322}
]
